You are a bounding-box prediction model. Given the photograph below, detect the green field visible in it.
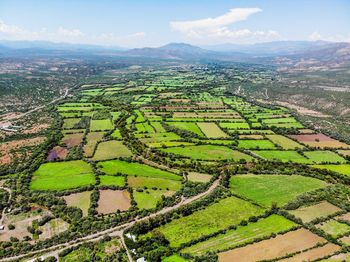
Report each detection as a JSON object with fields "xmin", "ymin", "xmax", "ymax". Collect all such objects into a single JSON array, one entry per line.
[
  {"xmin": 237, "ymin": 140, "xmax": 276, "ymax": 149},
  {"xmin": 230, "ymin": 174, "xmax": 327, "ymax": 207},
  {"xmin": 146, "ymin": 141, "xmax": 195, "ymax": 148},
  {"xmin": 97, "ymin": 159, "xmax": 182, "ymax": 180},
  {"xmin": 90, "ymin": 119, "xmax": 114, "ymax": 131},
  {"xmin": 99, "ymin": 175, "xmax": 125, "ymax": 187},
  {"xmin": 252, "ymin": 150, "xmax": 310, "ymax": 163},
  {"xmin": 197, "ymin": 122, "xmax": 229, "ymax": 138},
  {"xmin": 312, "ymin": 164, "xmax": 350, "ymax": 176},
  {"xmin": 219, "ymin": 122, "xmax": 250, "ymax": 129},
  {"xmin": 304, "ymin": 151, "xmax": 346, "ymax": 164},
  {"xmin": 151, "ymin": 122, "xmax": 166, "ymax": 132},
  {"xmin": 110, "ymin": 128, "xmax": 122, "ymax": 139},
  {"xmin": 62, "ymin": 118, "xmax": 81, "ymax": 129},
  {"xmin": 265, "ymin": 134, "xmax": 305, "ymax": 149},
  {"xmin": 317, "ymin": 220, "xmax": 350, "ymax": 238},
  {"xmin": 30, "ymin": 160, "xmax": 95, "ymax": 191},
  {"xmin": 182, "ymin": 214, "xmax": 296, "ymax": 255},
  {"xmin": 167, "ymin": 122, "xmax": 204, "ymax": 136},
  {"xmin": 153, "ymin": 196, "xmax": 264, "ymax": 247},
  {"xmin": 134, "ymin": 190, "xmax": 173, "ymax": 210},
  {"xmin": 92, "ymin": 141, "xmax": 133, "ymax": 161},
  {"xmin": 128, "ymin": 176, "xmax": 181, "ymax": 191},
  {"xmin": 162, "ymin": 255, "xmax": 188, "ymax": 262},
  {"xmin": 161, "ymin": 145, "xmax": 254, "ymax": 161}
]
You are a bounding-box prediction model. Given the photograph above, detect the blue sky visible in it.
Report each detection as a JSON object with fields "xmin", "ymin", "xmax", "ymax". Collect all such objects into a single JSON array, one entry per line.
[{"xmin": 0, "ymin": 0, "xmax": 349, "ymax": 47}]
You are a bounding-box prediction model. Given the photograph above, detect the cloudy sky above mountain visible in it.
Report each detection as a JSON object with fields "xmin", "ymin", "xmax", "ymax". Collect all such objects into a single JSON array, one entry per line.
[{"xmin": 0, "ymin": 0, "xmax": 349, "ymax": 47}]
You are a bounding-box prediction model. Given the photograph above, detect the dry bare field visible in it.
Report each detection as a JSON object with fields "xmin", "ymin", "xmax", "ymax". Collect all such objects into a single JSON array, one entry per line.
[
  {"xmin": 97, "ymin": 190, "xmax": 131, "ymax": 214},
  {"xmin": 218, "ymin": 229, "xmax": 326, "ymax": 262}
]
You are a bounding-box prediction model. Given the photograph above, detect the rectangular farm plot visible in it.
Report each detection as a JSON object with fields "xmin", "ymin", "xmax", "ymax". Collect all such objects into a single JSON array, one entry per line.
[
  {"xmin": 289, "ymin": 134, "xmax": 350, "ymax": 149},
  {"xmin": 99, "ymin": 175, "xmax": 125, "ymax": 187},
  {"xmin": 252, "ymin": 150, "xmax": 310, "ymax": 164},
  {"xmin": 30, "ymin": 160, "xmax": 95, "ymax": 191},
  {"xmin": 304, "ymin": 151, "xmax": 347, "ymax": 164},
  {"xmin": 62, "ymin": 118, "xmax": 81, "ymax": 129},
  {"xmin": 338, "ymin": 150, "xmax": 350, "ymax": 157},
  {"xmin": 197, "ymin": 122, "xmax": 229, "ymax": 138},
  {"xmin": 218, "ymin": 228, "xmax": 326, "ymax": 262},
  {"xmin": 97, "ymin": 160, "xmax": 182, "ymax": 181},
  {"xmin": 182, "ymin": 214, "xmax": 296, "ymax": 256},
  {"xmin": 61, "ymin": 133, "xmax": 84, "ymax": 148},
  {"xmin": 265, "ymin": 134, "xmax": 305, "ymax": 149},
  {"xmin": 312, "ymin": 164, "xmax": 350, "ymax": 176},
  {"xmin": 166, "ymin": 122, "xmax": 204, "ymax": 136},
  {"xmin": 92, "ymin": 141, "xmax": 132, "ymax": 161},
  {"xmin": 316, "ymin": 220, "xmax": 350, "ymax": 238},
  {"xmin": 150, "ymin": 122, "xmax": 166, "ymax": 133},
  {"xmin": 134, "ymin": 189, "xmax": 175, "ymax": 210},
  {"xmin": 187, "ymin": 172, "xmax": 212, "ymax": 183},
  {"xmin": 63, "ymin": 191, "xmax": 92, "ymax": 216},
  {"xmin": 219, "ymin": 122, "xmax": 250, "ymax": 130},
  {"xmin": 128, "ymin": 176, "xmax": 181, "ymax": 191},
  {"xmin": 156, "ymin": 196, "xmax": 264, "ymax": 247},
  {"xmin": 90, "ymin": 119, "xmax": 114, "ymax": 131},
  {"xmin": 83, "ymin": 132, "xmax": 105, "ymax": 157},
  {"xmin": 279, "ymin": 243, "xmax": 341, "ymax": 262},
  {"xmin": 97, "ymin": 190, "xmax": 131, "ymax": 214},
  {"xmin": 237, "ymin": 139, "xmax": 276, "ymax": 149},
  {"xmin": 230, "ymin": 175, "xmax": 327, "ymax": 207},
  {"xmin": 288, "ymin": 201, "xmax": 343, "ymax": 223},
  {"xmin": 146, "ymin": 141, "xmax": 195, "ymax": 148},
  {"xmin": 161, "ymin": 145, "xmax": 254, "ymax": 161}
]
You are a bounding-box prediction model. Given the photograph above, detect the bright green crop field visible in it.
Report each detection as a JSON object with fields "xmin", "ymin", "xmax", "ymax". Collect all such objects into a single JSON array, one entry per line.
[
  {"xmin": 182, "ymin": 214, "xmax": 296, "ymax": 256},
  {"xmin": 30, "ymin": 160, "xmax": 95, "ymax": 191},
  {"xmin": 97, "ymin": 159, "xmax": 182, "ymax": 180},
  {"xmin": 230, "ymin": 174, "xmax": 327, "ymax": 207},
  {"xmin": 161, "ymin": 145, "xmax": 254, "ymax": 161},
  {"xmin": 152, "ymin": 196, "xmax": 264, "ymax": 247}
]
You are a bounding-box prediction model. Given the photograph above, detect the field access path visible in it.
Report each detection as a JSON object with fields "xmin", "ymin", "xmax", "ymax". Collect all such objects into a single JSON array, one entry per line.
[
  {"xmin": 2, "ymin": 177, "xmax": 221, "ymax": 262},
  {"xmin": 0, "ymin": 185, "xmax": 12, "ymax": 227}
]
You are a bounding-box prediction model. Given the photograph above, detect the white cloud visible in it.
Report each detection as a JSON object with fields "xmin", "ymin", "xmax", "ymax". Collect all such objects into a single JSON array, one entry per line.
[
  {"xmin": 0, "ymin": 20, "xmax": 23, "ymax": 34},
  {"xmin": 169, "ymin": 8, "xmax": 282, "ymax": 44},
  {"xmin": 57, "ymin": 26, "xmax": 84, "ymax": 37},
  {"xmin": 308, "ymin": 31, "xmax": 350, "ymax": 42},
  {"xmin": 308, "ymin": 31, "xmax": 322, "ymax": 41},
  {"xmin": 170, "ymin": 8, "xmax": 261, "ymax": 34}
]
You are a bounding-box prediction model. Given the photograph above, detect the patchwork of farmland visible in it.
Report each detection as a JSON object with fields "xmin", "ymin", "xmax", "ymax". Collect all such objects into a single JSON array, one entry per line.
[{"xmin": 2, "ymin": 68, "xmax": 350, "ymax": 262}]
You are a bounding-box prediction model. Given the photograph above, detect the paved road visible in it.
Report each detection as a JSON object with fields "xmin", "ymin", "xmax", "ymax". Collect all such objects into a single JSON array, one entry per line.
[{"xmin": 1, "ymin": 177, "xmax": 221, "ymax": 262}]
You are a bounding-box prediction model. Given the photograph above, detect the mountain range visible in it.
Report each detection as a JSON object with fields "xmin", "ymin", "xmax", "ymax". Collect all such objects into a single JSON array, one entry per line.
[{"xmin": 0, "ymin": 40, "xmax": 349, "ymax": 65}]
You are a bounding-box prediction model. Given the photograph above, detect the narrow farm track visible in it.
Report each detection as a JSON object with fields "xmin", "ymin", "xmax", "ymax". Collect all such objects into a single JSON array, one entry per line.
[
  {"xmin": 1, "ymin": 177, "xmax": 221, "ymax": 262},
  {"xmin": 0, "ymin": 186, "xmax": 12, "ymax": 226}
]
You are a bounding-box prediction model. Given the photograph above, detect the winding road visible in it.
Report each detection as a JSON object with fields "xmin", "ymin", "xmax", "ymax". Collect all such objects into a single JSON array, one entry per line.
[{"xmin": 1, "ymin": 177, "xmax": 221, "ymax": 262}]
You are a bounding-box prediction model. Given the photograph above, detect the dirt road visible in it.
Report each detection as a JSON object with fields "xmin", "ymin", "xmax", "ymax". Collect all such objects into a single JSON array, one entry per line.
[{"xmin": 1, "ymin": 177, "xmax": 221, "ymax": 262}]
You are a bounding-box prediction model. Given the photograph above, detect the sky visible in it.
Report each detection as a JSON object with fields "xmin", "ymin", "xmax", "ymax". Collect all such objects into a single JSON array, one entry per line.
[{"xmin": 0, "ymin": 0, "xmax": 350, "ymax": 48}]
